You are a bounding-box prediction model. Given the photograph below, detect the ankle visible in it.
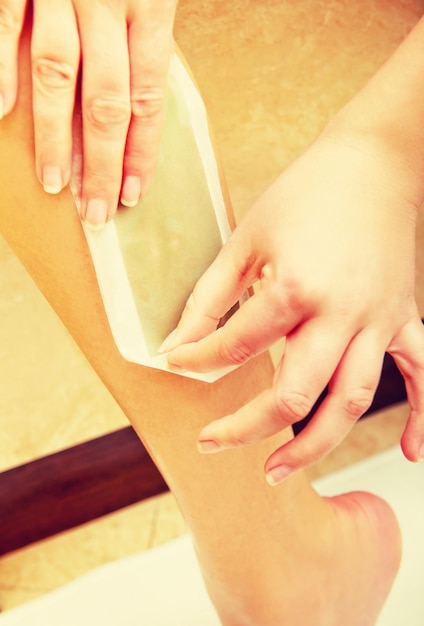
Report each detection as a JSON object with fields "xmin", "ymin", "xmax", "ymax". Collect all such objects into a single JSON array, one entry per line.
[{"xmin": 207, "ymin": 492, "xmax": 401, "ymax": 626}]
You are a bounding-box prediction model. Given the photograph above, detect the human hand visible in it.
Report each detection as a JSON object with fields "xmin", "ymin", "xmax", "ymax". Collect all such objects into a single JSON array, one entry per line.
[
  {"xmin": 163, "ymin": 133, "xmax": 424, "ymax": 483},
  {"xmin": 0, "ymin": 0, "xmax": 177, "ymax": 228}
]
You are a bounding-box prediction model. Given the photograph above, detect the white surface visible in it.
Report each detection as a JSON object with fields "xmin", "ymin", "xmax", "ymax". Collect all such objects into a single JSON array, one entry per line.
[{"xmin": 1, "ymin": 446, "xmax": 423, "ymax": 625}]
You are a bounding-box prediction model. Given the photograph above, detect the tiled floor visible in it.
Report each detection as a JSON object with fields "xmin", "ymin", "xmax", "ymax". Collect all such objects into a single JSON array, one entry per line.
[{"xmin": 1, "ymin": 0, "xmax": 424, "ymax": 615}]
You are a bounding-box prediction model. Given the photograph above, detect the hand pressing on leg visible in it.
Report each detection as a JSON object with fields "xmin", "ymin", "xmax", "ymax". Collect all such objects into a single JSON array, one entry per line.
[
  {"xmin": 164, "ymin": 15, "xmax": 424, "ymax": 481},
  {"xmin": 164, "ymin": 132, "xmax": 424, "ymax": 482},
  {"xmin": 0, "ymin": 0, "xmax": 178, "ymax": 228}
]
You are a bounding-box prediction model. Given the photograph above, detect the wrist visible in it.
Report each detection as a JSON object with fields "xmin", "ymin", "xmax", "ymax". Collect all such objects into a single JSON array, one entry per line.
[
  {"xmin": 320, "ymin": 15, "xmax": 424, "ymax": 210},
  {"xmin": 321, "ymin": 102, "xmax": 424, "ymax": 213}
]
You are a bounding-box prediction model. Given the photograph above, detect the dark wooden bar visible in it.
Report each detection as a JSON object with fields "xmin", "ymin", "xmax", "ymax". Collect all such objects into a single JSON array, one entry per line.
[{"xmin": 0, "ymin": 427, "xmax": 168, "ymax": 556}]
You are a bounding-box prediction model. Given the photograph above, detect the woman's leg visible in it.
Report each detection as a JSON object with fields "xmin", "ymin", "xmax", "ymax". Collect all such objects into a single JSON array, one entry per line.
[{"xmin": 0, "ymin": 20, "xmax": 401, "ymax": 626}]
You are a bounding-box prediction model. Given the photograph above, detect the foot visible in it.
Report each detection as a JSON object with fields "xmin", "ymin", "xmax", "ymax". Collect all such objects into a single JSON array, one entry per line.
[
  {"xmin": 321, "ymin": 491, "xmax": 402, "ymax": 626},
  {"xmin": 217, "ymin": 490, "xmax": 401, "ymax": 626}
]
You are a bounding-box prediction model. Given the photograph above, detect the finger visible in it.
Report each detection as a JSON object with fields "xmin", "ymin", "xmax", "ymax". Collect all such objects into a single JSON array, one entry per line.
[
  {"xmin": 77, "ymin": 3, "xmax": 131, "ymax": 229},
  {"xmin": 120, "ymin": 2, "xmax": 177, "ymax": 206},
  {"xmin": 197, "ymin": 318, "xmax": 350, "ymax": 448},
  {"xmin": 161, "ymin": 231, "xmax": 260, "ymax": 352},
  {"xmin": 0, "ymin": 0, "xmax": 27, "ymax": 116},
  {"xmin": 389, "ymin": 316, "xmax": 424, "ymax": 462},
  {"xmin": 264, "ymin": 328, "xmax": 386, "ymax": 485},
  {"xmin": 168, "ymin": 283, "xmax": 304, "ymax": 372},
  {"xmin": 31, "ymin": 0, "xmax": 80, "ymax": 194}
]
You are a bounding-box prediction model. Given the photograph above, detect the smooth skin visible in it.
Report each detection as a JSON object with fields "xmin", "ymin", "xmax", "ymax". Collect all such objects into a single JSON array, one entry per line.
[
  {"xmin": 165, "ymin": 14, "xmax": 424, "ymax": 484},
  {"xmin": 0, "ymin": 17, "xmax": 402, "ymax": 626},
  {"xmin": 1, "ymin": 2, "xmax": 424, "ymax": 485},
  {"xmin": 0, "ymin": 0, "xmax": 177, "ymax": 227}
]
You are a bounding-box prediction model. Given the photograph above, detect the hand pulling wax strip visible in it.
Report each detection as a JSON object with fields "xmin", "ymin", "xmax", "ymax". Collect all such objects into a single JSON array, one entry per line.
[{"xmin": 70, "ymin": 52, "xmax": 245, "ymax": 382}]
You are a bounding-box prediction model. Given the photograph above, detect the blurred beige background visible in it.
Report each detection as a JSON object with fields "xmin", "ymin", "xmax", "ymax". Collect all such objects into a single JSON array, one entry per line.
[{"xmin": 0, "ymin": 0, "xmax": 423, "ymax": 611}]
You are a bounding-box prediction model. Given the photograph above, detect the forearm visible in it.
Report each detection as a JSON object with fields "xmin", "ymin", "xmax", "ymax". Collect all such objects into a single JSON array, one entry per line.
[{"xmin": 324, "ymin": 14, "xmax": 424, "ymax": 206}]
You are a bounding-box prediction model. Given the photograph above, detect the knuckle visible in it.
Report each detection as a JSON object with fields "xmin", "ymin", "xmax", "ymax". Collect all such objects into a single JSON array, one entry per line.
[
  {"xmin": 267, "ymin": 276, "xmax": 309, "ymax": 318},
  {"xmin": 232, "ymin": 247, "xmax": 257, "ymax": 283},
  {"xmin": 266, "ymin": 281, "xmax": 289, "ymax": 311},
  {"xmin": 342, "ymin": 388, "xmax": 374, "ymax": 421},
  {"xmin": 217, "ymin": 336, "xmax": 254, "ymax": 366},
  {"xmin": 79, "ymin": 165, "xmax": 116, "ymax": 194},
  {"xmin": 224, "ymin": 427, "xmax": 252, "ymax": 447},
  {"xmin": 32, "ymin": 57, "xmax": 76, "ymax": 92},
  {"xmin": 284, "ymin": 289, "xmax": 307, "ymax": 316},
  {"xmin": 131, "ymin": 87, "xmax": 165, "ymax": 124},
  {"xmin": 85, "ymin": 95, "xmax": 131, "ymax": 130},
  {"xmin": 0, "ymin": 5, "xmax": 20, "ymax": 35},
  {"xmin": 291, "ymin": 438, "xmax": 332, "ymax": 468},
  {"xmin": 274, "ymin": 389, "xmax": 313, "ymax": 424},
  {"xmin": 183, "ymin": 292, "xmax": 220, "ymax": 326}
]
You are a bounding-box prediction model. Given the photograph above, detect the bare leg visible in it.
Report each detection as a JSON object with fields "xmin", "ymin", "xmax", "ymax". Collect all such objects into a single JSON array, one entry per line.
[{"xmin": 0, "ymin": 21, "xmax": 401, "ymax": 626}]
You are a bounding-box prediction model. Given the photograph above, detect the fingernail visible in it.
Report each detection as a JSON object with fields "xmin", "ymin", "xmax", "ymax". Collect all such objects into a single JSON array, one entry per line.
[
  {"xmin": 158, "ymin": 329, "xmax": 178, "ymax": 354},
  {"xmin": 418, "ymin": 445, "xmax": 424, "ymax": 462},
  {"xmin": 84, "ymin": 198, "xmax": 108, "ymax": 230},
  {"xmin": 198, "ymin": 440, "xmax": 222, "ymax": 454},
  {"xmin": 266, "ymin": 465, "xmax": 292, "ymax": 486},
  {"xmin": 120, "ymin": 176, "xmax": 141, "ymax": 207},
  {"xmin": 42, "ymin": 166, "xmax": 63, "ymax": 194}
]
